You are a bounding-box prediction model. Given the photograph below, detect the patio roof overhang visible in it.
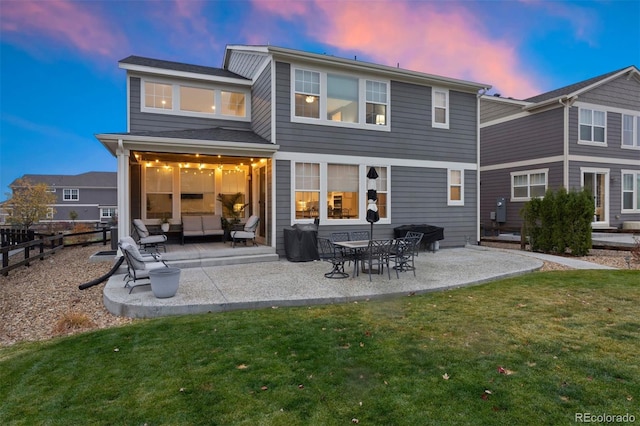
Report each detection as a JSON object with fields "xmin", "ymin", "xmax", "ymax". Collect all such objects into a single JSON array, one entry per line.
[{"xmin": 96, "ymin": 128, "xmax": 280, "ymax": 159}]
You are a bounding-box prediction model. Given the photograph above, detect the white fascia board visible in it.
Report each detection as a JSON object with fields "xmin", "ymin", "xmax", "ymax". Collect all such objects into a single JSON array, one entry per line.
[
  {"xmin": 97, "ymin": 134, "xmax": 280, "ymax": 157},
  {"xmin": 480, "ymin": 156, "xmax": 564, "ymax": 172},
  {"xmin": 480, "ymin": 95, "xmax": 530, "ymax": 107},
  {"xmin": 568, "ymin": 155, "xmax": 640, "ymax": 167},
  {"xmin": 119, "ymin": 63, "xmax": 252, "ymax": 86},
  {"xmin": 266, "ymin": 46, "xmax": 491, "ymax": 93},
  {"xmin": 275, "ymin": 151, "xmax": 477, "ymax": 171}
]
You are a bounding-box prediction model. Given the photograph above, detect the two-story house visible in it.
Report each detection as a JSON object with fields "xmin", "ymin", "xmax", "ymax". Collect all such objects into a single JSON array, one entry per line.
[
  {"xmin": 97, "ymin": 45, "xmax": 490, "ymax": 255},
  {"xmin": 480, "ymin": 66, "xmax": 640, "ymax": 233},
  {"xmin": 8, "ymin": 172, "xmax": 117, "ymax": 225}
]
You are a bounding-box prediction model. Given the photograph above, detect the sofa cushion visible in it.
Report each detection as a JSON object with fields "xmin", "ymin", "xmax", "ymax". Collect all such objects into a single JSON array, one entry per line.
[
  {"xmin": 182, "ymin": 216, "xmax": 203, "ymax": 236},
  {"xmin": 202, "ymin": 215, "xmax": 223, "ymax": 234}
]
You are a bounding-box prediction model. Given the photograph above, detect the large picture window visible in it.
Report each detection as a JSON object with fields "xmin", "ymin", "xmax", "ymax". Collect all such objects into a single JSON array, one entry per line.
[
  {"xmin": 292, "ymin": 162, "xmax": 390, "ymax": 223},
  {"xmin": 291, "ymin": 67, "xmax": 390, "ymax": 130},
  {"xmin": 180, "ymin": 168, "xmax": 215, "ymax": 215},
  {"xmin": 180, "ymin": 86, "xmax": 214, "ymax": 113},
  {"xmin": 511, "ymin": 169, "xmax": 547, "ymax": 201},
  {"xmin": 328, "ymin": 164, "xmax": 359, "ymax": 219}
]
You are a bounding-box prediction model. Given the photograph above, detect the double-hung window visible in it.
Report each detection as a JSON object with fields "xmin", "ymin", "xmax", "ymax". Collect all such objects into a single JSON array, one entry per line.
[
  {"xmin": 622, "ymin": 171, "xmax": 640, "ymax": 212},
  {"xmin": 292, "ymin": 67, "xmax": 389, "ymax": 130},
  {"xmin": 579, "ymin": 108, "xmax": 606, "ymax": 144},
  {"xmin": 294, "ymin": 70, "xmax": 320, "ymax": 119},
  {"xmin": 327, "ymin": 164, "xmax": 359, "ymax": 219},
  {"xmin": 448, "ymin": 169, "xmax": 464, "ymax": 205},
  {"xmin": 622, "ymin": 114, "xmax": 640, "ymax": 148},
  {"xmin": 511, "ymin": 169, "xmax": 547, "ymax": 201},
  {"xmin": 366, "ymin": 81, "xmax": 387, "ymax": 125},
  {"xmin": 432, "ymin": 88, "xmax": 449, "ymax": 129},
  {"xmin": 294, "ymin": 163, "xmax": 321, "ymax": 219},
  {"xmin": 63, "ymin": 189, "xmax": 79, "ymax": 201}
]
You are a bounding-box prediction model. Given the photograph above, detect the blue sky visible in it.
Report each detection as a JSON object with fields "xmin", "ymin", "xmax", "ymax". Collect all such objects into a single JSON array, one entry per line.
[{"xmin": 1, "ymin": 0, "xmax": 639, "ymax": 198}]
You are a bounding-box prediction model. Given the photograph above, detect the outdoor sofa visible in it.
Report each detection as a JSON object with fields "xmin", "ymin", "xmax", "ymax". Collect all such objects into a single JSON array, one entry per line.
[{"xmin": 181, "ymin": 214, "xmax": 224, "ymax": 244}]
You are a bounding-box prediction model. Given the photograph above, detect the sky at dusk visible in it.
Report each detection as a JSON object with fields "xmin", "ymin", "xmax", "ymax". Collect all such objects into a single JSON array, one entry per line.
[{"xmin": 1, "ymin": 0, "xmax": 639, "ymax": 198}]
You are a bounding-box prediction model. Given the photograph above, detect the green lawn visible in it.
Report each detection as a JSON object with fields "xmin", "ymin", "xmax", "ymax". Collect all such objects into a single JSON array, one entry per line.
[{"xmin": 1, "ymin": 270, "xmax": 638, "ymax": 425}]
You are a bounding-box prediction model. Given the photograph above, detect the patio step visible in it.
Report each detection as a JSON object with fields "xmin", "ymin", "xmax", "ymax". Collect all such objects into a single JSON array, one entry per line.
[{"xmin": 167, "ymin": 252, "xmax": 279, "ymax": 268}]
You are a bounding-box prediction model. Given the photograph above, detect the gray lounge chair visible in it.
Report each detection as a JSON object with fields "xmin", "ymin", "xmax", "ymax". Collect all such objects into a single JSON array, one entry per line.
[
  {"xmin": 132, "ymin": 219, "xmax": 167, "ymax": 252},
  {"xmin": 230, "ymin": 215, "xmax": 260, "ymax": 247},
  {"xmin": 119, "ymin": 241, "xmax": 168, "ymax": 293}
]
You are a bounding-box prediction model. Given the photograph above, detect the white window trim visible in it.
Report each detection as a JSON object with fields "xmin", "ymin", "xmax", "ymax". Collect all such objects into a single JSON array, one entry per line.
[
  {"xmin": 510, "ymin": 168, "xmax": 548, "ymax": 202},
  {"xmin": 621, "ymin": 114, "xmax": 640, "ymax": 150},
  {"xmin": 621, "ymin": 169, "xmax": 640, "ymax": 213},
  {"xmin": 577, "ymin": 107, "xmax": 607, "ymax": 146},
  {"xmin": 101, "ymin": 207, "xmax": 116, "ymax": 218},
  {"xmin": 140, "ymin": 78, "xmax": 251, "ymax": 122},
  {"xmin": 447, "ymin": 169, "xmax": 464, "ymax": 206},
  {"xmin": 580, "ymin": 166, "xmax": 610, "ymax": 226},
  {"xmin": 432, "ymin": 87, "xmax": 450, "ymax": 129},
  {"xmin": 290, "ymin": 161, "xmax": 391, "ymax": 225},
  {"xmin": 63, "ymin": 188, "xmax": 79, "ymax": 201},
  {"xmin": 290, "ymin": 65, "xmax": 391, "ymax": 132}
]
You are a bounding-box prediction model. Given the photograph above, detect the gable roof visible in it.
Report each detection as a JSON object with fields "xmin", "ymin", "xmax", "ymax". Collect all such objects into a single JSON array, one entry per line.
[
  {"xmin": 11, "ymin": 172, "xmax": 116, "ymax": 188},
  {"xmin": 524, "ymin": 65, "xmax": 639, "ymax": 105},
  {"xmin": 224, "ymin": 44, "xmax": 491, "ymax": 93}
]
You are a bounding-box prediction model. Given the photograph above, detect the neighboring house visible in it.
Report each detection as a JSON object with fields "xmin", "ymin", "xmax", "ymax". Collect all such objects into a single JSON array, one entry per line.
[
  {"xmin": 480, "ymin": 66, "xmax": 640, "ymax": 233},
  {"xmin": 96, "ymin": 45, "xmax": 490, "ymax": 255},
  {"xmin": 7, "ymin": 172, "xmax": 117, "ymax": 225}
]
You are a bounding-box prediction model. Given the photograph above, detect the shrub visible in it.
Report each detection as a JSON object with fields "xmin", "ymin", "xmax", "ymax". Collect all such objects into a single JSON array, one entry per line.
[{"xmin": 521, "ymin": 188, "xmax": 594, "ymax": 256}]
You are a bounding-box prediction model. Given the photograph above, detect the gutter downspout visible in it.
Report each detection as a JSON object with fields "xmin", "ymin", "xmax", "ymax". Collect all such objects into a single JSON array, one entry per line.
[
  {"xmin": 559, "ymin": 96, "xmax": 578, "ymax": 190},
  {"xmin": 476, "ymin": 88, "xmax": 489, "ymax": 244}
]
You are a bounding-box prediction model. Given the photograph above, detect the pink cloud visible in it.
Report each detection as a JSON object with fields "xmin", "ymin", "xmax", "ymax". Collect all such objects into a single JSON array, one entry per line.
[
  {"xmin": 0, "ymin": 0, "xmax": 126, "ymax": 58},
  {"xmin": 252, "ymin": 0, "xmax": 543, "ymax": 98}
]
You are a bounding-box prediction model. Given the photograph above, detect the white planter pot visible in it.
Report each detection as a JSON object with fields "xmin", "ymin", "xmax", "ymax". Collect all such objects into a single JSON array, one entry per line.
[
  {"xmin": 161, "ymin": 223, "xmax": 170, "ymax": 232},
  {"xmin": 149, "ymin": 267, "xmax": 181, "ymax": 298}
]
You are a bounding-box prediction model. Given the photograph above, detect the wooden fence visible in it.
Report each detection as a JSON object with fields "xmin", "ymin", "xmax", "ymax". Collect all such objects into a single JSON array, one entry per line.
[{"xmin": 0, "ymin": 227, "xmax": 112, "ymax": 276}]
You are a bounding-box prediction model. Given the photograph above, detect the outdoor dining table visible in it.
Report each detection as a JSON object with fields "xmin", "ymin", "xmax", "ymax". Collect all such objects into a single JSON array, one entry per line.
[{"xmin": 332, "ymin": 239, "xmax": 373, "ymax": 277}]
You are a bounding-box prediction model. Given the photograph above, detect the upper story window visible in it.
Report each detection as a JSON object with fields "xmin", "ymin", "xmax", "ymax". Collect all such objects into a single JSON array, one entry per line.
[
  {"xmin": 291, "ymin": 66, "xmax": 390, "ymax": 131},
  {"xmin": 432, "ymin": 88, "xmax": 449, "ymax": 129},
  {"xmin": 180, "ymin": 86, "xmax": 214, "ymax": 113},
  {"xmin": 366, "ymin": 81, "xmax": 387, "ymax": 125},
  {"xmin": 145, "ymin": 82, "xmax": 173, "ymax": 109},
  {"xmin": 511, "ymin": 169, "xmax": 547, "ymax": 201},
  {"xmin": 622, "ymin": 114, "xmax": 640, "ymax": 149},
  {"xmin": 63, "ymin": 189, "xmax": 79, "ymax": 201},
  {"xmin": 142, "ymin": 79, "xmax": 249, "ymax": 121},
  {"xmin": 579, "ymin": 108, "xmax": 606, "ymax": 144}
]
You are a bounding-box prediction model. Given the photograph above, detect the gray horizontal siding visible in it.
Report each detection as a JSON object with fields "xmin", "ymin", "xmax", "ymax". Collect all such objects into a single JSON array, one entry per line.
[
  {"xmin": 579, "ymin": 75, "xmax": 640, "ymax": 111},
  {"xmin": 481, "ymin": 108, "xmax": 564, "ymax": 167},
  {"xmin": 568, "ymin": 107, "xmax": 640, "ymax": 161},
  {"xmin": 480, "ymin": 161, "xmax": 564, "ymax": 230},
  {"xmin": 251, "ymin": 65, "xmax": 272, "ymax": 141},
  {"xmin": 129, "ymin": 77, "xmax": 252, "ymax": 133},
  {"xmin": 274, "ymin": 161, "xmax": 477, "ymax": 255},
  {"xmin": 480, "ymin": 98, "xmax": 523, "ymax": 123},
  {"xmin": 274, "ymin": 62, "xmax": 478, "ymax": 164},
  {"xmin": 568, "ymin": 161, "xmax": 640, "ymax": 228}
]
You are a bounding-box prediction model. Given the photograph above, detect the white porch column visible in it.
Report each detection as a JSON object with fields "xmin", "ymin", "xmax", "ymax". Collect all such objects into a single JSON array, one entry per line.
[{"xmin": 116, "ymin": 139, "xmax": 130, "ymax": 239}]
